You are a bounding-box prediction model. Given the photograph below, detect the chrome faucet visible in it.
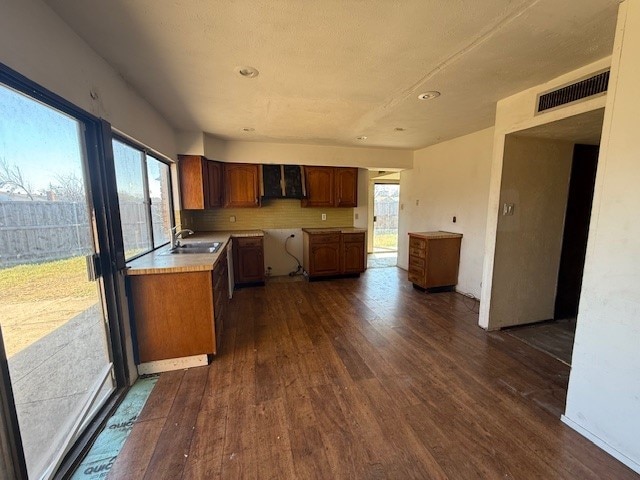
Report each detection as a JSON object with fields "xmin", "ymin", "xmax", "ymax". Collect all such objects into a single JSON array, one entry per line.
[{"xmin": 170, "ymin": 226, "xmax": 194, "ymax": 249}]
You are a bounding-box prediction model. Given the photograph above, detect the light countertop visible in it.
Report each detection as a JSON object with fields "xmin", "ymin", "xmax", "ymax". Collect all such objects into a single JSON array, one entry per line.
[
  {"xmin": 126, "ymin": 230, "xmax": 263, "ymax": 275},
  {"xmin": 408, "ymin": 231, "xmax": 463, "ymax": 240},
  {"xmin": 302, "ymin": 227, "xmax": 367, "ymax": 234}
]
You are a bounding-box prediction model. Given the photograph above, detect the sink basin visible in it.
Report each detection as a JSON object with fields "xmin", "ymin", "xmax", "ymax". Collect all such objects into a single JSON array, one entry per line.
[{"xmin": 161, "ymin": 241, "xmax": 223, "ymax": 255}]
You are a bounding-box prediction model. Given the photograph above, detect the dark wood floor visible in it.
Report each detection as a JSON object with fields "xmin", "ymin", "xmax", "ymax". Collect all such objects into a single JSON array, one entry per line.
[
  {"xmin": 506, "ymin": 318, "xmax": 577, "ymax": 365},
  {"xmin": 108, "ymin": 268, "xmax": 638, "ymax": 479}
]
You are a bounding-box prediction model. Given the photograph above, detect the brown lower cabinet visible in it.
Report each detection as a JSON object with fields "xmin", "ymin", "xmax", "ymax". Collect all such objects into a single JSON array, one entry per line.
[
  {"xmin": 128, "ymin": 248, "xmax": 229, "ymax": 362},
  {"xmin": 302, "ymin": 229, "xmax": 366, "ymax": 279},
  {"xmin": 233, "ymin": 236, "xmax": 265, "ymax": 286},
  {"xmin": 407, "ymin": 231, "xmax": 462, "ymax": 290}
]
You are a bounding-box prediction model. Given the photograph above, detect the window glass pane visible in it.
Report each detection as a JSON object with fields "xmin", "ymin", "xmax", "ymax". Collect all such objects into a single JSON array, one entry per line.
[
  {"xmin": 0, "ymin": 83, "xmax": 114, "ymax": 478},
  {"xmin": 112, "ymin": 140, "xmax": 150, "ymax": 259},
  {"xmin": 147, "ymin": 156, "xmax": 172, "ymax": 247}
]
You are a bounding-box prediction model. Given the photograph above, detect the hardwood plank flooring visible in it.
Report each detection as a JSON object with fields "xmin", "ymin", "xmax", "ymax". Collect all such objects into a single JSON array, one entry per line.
[{"xmin": 109, "ymin": 268, "xmax": 638, "ymax": 479}]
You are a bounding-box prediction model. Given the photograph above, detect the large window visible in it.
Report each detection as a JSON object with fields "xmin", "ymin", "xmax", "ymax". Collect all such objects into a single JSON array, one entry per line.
[
  {"xmin": 0, "ymin": 70, "xmax": 124, "ymax": 479},
  {"xmin": 112, "ymin": 138, "xmax": 174, "ymax": 259}
]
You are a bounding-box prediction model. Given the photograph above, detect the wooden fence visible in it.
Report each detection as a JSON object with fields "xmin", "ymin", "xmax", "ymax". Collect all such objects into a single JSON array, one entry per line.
[{"xmin": 0, "ymin": 201, "xmax": 148, "ymax": 268}]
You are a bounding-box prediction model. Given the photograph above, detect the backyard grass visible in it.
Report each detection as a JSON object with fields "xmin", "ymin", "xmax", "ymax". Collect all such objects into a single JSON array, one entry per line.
[
  {"xmin": 373, "ymin": 232, "xmax": 398, "ymax": 250},
  {"xmin": 0, "ymin": 257, "xmax": 98, "ymax": 357},
  {"xmin": 0, "ymin": 257, "xmax": 95, "ymax": 302}
]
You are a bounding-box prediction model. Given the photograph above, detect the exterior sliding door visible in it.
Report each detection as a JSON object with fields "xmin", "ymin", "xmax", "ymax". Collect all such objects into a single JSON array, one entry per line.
[{"xmin": 0, "ymin": 81, "xmax": 120, "ymax": 477}]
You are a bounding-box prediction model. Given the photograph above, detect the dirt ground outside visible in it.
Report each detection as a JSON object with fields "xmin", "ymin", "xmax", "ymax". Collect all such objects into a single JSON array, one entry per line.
[{"xmin": 0, "ymin": 257, "xmax": 101, "ymax": 357}]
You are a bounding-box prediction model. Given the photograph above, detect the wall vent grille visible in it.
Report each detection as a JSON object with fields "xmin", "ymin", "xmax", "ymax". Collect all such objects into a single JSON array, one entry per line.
[{"xmin": 537, "ymin": 70, "xmax": 610, "ymax": 113}]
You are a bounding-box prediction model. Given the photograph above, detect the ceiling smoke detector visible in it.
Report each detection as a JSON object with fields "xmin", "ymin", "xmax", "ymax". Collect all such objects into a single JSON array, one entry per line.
[
  {"xmin": 238, "ymin": 66, "xmax": 259, "ymax": 78},
  {"xmin": 418, "ymin": 91, "xmax": 441, "ymax": 100}
]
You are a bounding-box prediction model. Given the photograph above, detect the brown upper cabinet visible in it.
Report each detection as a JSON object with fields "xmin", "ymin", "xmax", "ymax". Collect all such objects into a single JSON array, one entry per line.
[
  {"xmin": 224, "ymin": 163, "xmax": 260, "ymax": 208},
  {"xmin": 303, "ymin": 166, "xmax": 358, "ymax": 207},
  {"xmin": 178, "ymin": 155, "xmax": 223, "ymax": 209},
  {"xmin": 334, "ymin": 167, "xmax": 358, "ymax": 207}
]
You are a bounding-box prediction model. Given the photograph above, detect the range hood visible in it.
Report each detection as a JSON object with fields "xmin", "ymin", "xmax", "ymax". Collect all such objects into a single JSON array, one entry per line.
[{"xmin": 260, "ymin": 165, "xmax": 306, "ymax": 199}]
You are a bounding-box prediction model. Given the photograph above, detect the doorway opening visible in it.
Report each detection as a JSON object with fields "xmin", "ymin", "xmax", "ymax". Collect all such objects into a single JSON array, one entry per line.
[
  {"xmin": 491, "ymin": 109, "xmax": 604, "ymax": 366},
  {"xmin": 369, "ymin": 182, "xmax": 400, "ymax": 268}
]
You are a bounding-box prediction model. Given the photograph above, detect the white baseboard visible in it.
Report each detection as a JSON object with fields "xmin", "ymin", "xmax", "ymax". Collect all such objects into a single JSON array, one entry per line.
[
  {"xmin": 561, "ymin": 415, "xmax": 640, "ymax": 474},
  {"xmin": 137, "ymin": 354, "xmax": 208, "ymax": 375}
]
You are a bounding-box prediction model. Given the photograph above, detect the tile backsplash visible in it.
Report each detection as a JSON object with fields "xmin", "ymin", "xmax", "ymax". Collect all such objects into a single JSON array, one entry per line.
[{"xmin": 181, "ymin": 198, "xmax": 354, "ymax": 231}]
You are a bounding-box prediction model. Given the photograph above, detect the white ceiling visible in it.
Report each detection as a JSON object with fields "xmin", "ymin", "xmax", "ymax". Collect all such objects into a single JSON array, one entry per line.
[{"xmin": 43, "ymin": 0, "xmax": 620, "ymax": 150}]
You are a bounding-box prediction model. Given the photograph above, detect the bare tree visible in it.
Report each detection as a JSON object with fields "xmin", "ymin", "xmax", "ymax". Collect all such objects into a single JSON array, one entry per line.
[
  {"xmin": 0, "ymin": 158, "xmax": 34, "ymax": 200},
  {"xmin": 49, "ymin": 172, "xmax": 85, "ymax": 202}
]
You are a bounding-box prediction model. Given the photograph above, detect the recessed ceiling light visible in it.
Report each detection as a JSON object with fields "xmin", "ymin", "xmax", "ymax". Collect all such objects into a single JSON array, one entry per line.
[
  {"xmin": 238, "ymin": 66, "xmax": 259, "ymax": 78},
  {"xmin": 418, "ymin": 91, "xmax": 441, "ymax": 100},
  {"xmin": 394, "ymin": 127, "xmax": 405, "ymax": 131},
  {"xmin": 356, "ymin": 136, "xmax": 367, "ymax": 141},
  {"xmin": 243, "ymin": 127, "xmax": 255, "ymax": 132}
]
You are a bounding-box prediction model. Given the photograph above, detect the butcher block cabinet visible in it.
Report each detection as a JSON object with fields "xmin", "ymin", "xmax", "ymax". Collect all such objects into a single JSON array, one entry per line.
[
  {"xmin": 407, "ymin": 231, "xmax": 462, "ymax": 290},
  {"xmin": 233, "ymin": 236, "xmax": 265, "ymax": 286},
  {"xmin": 303, "ymin": 166, "xmax": 358, "ymax": 207},
  {"xmin": 303, "ymin": 228, "xmax": 366, "ymax": 279},
  {"xmin": 178, "ymin": 155, "xmax": 223, "ymax": 209},
  {"xmin": 224, "ymin": 163, "xmax": 260, "ymax": 207}
]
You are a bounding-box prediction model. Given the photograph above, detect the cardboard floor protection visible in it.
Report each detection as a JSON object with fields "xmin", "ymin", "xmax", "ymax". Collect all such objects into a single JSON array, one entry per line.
[{"xmin": 71, "ymin": 375, "xmax": 159, "ymax": 479}]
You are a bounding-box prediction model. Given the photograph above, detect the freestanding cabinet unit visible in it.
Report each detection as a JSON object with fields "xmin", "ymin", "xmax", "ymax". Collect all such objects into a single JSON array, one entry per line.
[{"xmin": 407, "ymin": 231, "xmax": 462, "ymax": 290}]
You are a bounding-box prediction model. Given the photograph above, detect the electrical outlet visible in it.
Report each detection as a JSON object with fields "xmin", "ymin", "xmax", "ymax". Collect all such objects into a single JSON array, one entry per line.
[
  {"xmin": 415, "ymin": 199, "xmax": 419, "ymax": 206},
  {"xmin": 354, "ymin": 213, "xmax": 359, "ymax": 220},
  {"xmin": 502, "ymin": 203, "xmax": 515, "ymax": 216},
  {"xmin": 321, "ymin": 213, "xmax": 327, "ymax": 221},
  {"xmin": 453, "ymin": 216, "xmax": 457, "ymax": 223},
  {"xmin": 229, "ymin": 215, "xmax": 236, "ymax": 223}
]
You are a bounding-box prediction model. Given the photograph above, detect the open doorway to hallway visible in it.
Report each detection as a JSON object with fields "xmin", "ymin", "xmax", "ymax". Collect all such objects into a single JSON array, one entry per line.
[{"xmin": 492, "ymin": 109, "xmax": 603, "ymax": 367}]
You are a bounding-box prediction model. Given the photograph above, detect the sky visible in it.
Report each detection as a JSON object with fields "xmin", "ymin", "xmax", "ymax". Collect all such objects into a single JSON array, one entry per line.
[
  {"xmin": 0, "ymin": 84, "xmax": 84, "ymax": 194},
  {"xmin": 0, "ymin": 83, "xmax": 158, "ymax": 199}
]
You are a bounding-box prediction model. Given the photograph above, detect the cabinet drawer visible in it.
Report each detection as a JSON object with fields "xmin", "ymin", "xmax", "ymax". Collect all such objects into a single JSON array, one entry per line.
[
  {"xmin": 409, "ymin": 264, "xmax": 425, "ymax": 277},
  {"xmin": 409, "ymin": 236, "xmax": 426, "ymax": 250},
  {"xmin": 310, "ymin": 233, "xmax": 341, "ymax": 244},
  {"xmin": 408, "ymin": 272, "xmax": 423, "ymax": 285},
  {"xmin": 235, "ymin": 236, "xmax": 262, "ymax": 247},
  {"xmin": 409, "ymin": 247, "xmax": 426, "ymax": 259},
  {"xmin": 342, "ymin": 233, "xmax": 365, "ymax": 243},
  {"xmin": 409, "ymin": 255, "xmax": 425, "ymax": 269}
]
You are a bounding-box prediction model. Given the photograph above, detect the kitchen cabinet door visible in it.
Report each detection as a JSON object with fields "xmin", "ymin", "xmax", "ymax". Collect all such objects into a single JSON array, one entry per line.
[
  {"xmin": 205, "ymin": 160, "xmax": 224, "ymax": 208},
  {"xmin": 303, "ymin": 166, "xmax": 334, "ymax": 207},
  {"xmin": 224, "ymin": 163, "xmax": 260, "ymax": 207},
  {"xmin": 179, "ymin": 155, "xmax": 207, "ymax": 209},
  {"xmin": 233, "ymin": 237, "xmax": 265, "ymax": 285},
  {"xmin": 341, "ymin": 233, "xmax": 365, "ymax": 273},
  {"xmin": 335, "ymin": 167, "xmax": 358, "ymax": 207},
  {"xmin": 307, "ymin": 233, "xmax": 341, "ymax": 276}
]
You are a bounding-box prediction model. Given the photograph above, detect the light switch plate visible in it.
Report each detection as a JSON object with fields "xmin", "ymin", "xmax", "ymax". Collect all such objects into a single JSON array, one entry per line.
[
  {"xmin": 503, "ymin": 203, "xmax": 515, "ymax": 216},
  {"xmin": 321, "ymin": 213, "xmax": 327, "ymax": 221}
]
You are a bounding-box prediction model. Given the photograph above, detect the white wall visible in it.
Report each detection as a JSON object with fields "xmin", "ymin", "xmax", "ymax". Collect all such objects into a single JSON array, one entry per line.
[
  {"xmin": 489, "ymin": 136, "xmax": 573, "ymax": 328},
  {"xmin": 480, "ymin": 58, "xmax": 611, "ymax": 329},
  {"xmin": 353, "ymin": 168, "xmax": 369, "ymax": 230},
  {"xmin": 204, "ymin": 135, "xmax": 413, "ymax": 170},
  {"xmin": 0, "ymin": 0, "xmax": 176, "ymax": 158},
  {"xmin": 563, "ymin": 0, "xmax": 640, "ymax": 472},
  {"xmin": 398, "ymin": 127, "xmax": 494, "ymax": 298}
]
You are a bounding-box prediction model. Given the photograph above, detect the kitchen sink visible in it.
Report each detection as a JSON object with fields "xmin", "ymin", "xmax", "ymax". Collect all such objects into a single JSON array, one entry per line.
[{"xmin": 162, "ymin": 241, "xmax": 223, "ymax": 255}]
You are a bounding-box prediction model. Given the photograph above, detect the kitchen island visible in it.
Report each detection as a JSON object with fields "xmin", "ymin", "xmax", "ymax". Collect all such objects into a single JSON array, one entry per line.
[{"xmin": 302, "ymin": 227, "xmax": 367, "ymax": 280}]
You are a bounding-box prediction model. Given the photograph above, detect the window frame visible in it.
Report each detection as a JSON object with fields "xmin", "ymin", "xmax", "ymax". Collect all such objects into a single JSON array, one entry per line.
[{"xmin": 111, "ymin": 133, "xmax": 176, "ymax": 261}]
